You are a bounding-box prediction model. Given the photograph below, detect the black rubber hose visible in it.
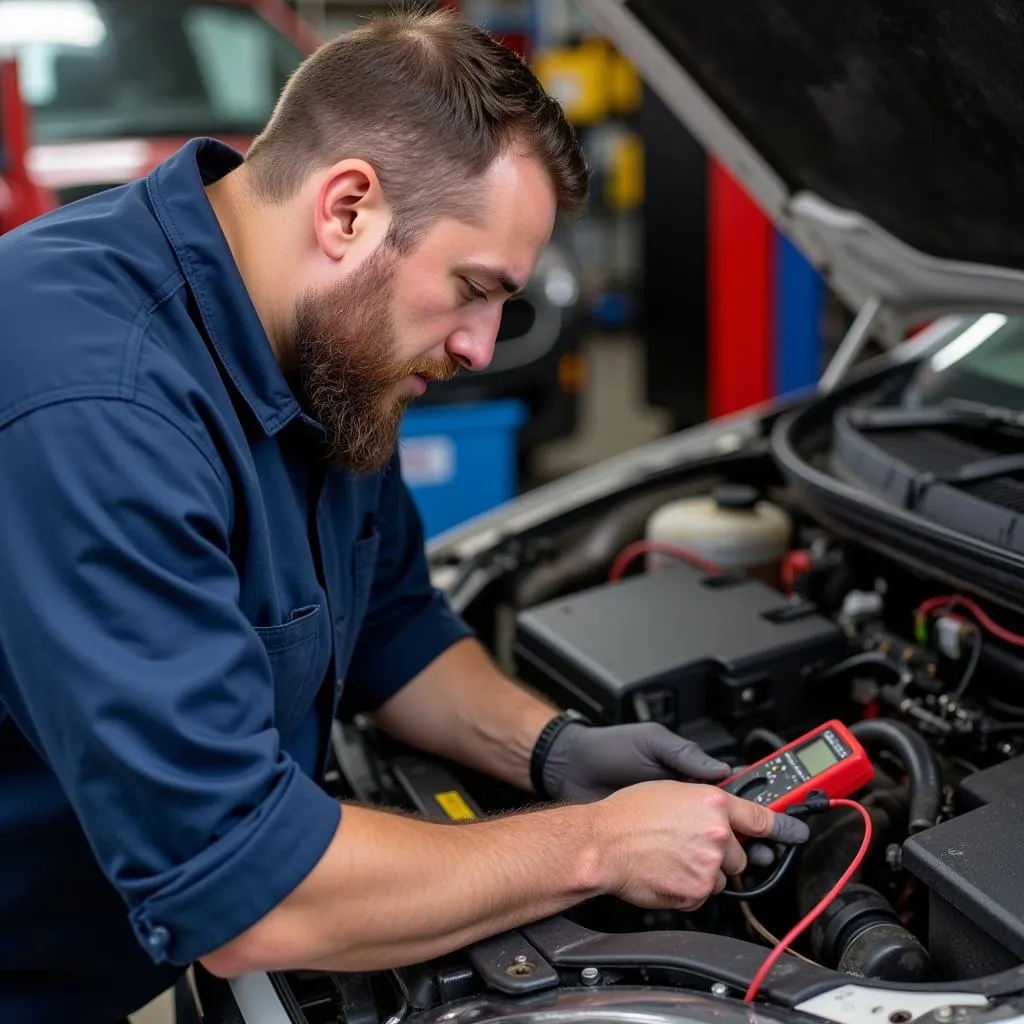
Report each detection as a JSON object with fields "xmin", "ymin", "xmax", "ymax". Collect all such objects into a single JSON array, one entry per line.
[
  {"xmin": 849, "ymin": 719, "xmax": 942, "ymax": 833},
  {"xmin": 812, "ymin": 883, "xmax": 931, "ymax": 981}
]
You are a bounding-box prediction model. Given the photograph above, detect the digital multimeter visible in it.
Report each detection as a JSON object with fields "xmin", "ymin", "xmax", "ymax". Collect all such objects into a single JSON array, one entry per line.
[{"xmin": 720, "ymin": 719, "xmax": 874, "ymax": 812}]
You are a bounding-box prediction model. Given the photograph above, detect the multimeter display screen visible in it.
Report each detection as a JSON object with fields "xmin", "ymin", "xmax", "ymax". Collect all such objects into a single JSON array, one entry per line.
[{"xmin": 797, "ymin": 737, "xmax": 839, "ymax": 776}]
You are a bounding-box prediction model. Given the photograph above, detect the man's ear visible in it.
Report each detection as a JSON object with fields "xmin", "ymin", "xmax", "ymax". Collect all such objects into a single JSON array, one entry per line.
[{"xmin": 314, "ymin": 159, "xmax": 389, "ymax": 261}]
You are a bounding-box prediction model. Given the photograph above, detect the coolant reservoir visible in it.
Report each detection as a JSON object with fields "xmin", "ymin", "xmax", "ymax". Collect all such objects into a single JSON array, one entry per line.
[{"xmin": 644, "ymin": 485, "xmax": 792, "ymax": 576}]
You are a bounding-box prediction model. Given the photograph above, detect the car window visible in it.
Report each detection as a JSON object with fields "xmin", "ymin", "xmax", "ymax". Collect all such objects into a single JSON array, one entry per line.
[
  {"xmin": 910, "ymin": 315, "xmax": 1024, "ymax": 411},
  {"xmin": 0, "ymin": 0, "xmax": 304, "ymax": 143}
]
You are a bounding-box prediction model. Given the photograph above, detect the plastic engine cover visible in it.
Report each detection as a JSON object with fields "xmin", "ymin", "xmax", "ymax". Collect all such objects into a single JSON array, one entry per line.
[{"xmin": 903, "ymin": 796, "xmax": 1024, "ymax": 979}]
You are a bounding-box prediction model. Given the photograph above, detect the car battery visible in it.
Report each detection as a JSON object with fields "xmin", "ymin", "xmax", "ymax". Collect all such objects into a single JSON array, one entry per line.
[{"xmin": 513, "ymin": 562, "xmax": 846, "ymax": 750}]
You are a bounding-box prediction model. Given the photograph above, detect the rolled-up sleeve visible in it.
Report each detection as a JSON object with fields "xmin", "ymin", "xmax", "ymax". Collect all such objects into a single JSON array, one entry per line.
[
  {"xmin": 0, "ymin": 398, "xmax": 340, "ymax": 966},
  {"xmin": 342, "ymin": 455, "xmax": 474, "ymax": 713}
]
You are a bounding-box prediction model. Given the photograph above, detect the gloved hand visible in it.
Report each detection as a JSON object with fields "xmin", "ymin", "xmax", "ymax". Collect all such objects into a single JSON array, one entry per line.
[
  {"xmin": 539, "ymin": 722, "xmax": 800, "ymax": 868},
  {"xmin": 720, "ymin": 762, "xmax": 789, "ymax": 868},
  {"xmin": 539, "ymin": 721, "xmax": 733, "ymax": 803}
]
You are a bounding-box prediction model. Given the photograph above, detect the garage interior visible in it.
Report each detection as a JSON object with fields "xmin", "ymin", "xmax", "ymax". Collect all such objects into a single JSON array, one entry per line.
[{"xmin": 5, "ymin": 2, "xmax": 1024, "ymax": 1023}]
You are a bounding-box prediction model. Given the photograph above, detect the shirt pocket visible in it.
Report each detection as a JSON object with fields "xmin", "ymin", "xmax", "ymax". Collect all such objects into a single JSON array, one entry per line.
[{"xmin": 254, "ymin": 603, "xmax": 324, "ymax": 740}]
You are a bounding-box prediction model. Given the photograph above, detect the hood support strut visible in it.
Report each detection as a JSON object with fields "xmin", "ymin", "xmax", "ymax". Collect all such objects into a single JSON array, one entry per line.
[{"xmin": 820, "ymin": 297, "xmax": 886, "ymax": 392}]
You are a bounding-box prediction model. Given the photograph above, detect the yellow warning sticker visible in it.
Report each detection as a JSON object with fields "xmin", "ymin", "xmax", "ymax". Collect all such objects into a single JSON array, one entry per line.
[{"xmin": 435, "ymin": 790, "xmax": 476, "ymax": 821}]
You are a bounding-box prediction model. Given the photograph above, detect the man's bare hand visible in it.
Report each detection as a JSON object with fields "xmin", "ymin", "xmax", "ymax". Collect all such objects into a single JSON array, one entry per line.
[{"xmin": 592, "ymin": 781, "xmax": 810, "ymax": 912}]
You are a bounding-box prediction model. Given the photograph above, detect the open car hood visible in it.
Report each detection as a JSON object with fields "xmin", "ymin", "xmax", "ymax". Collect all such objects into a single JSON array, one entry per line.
[{"xmin": 579, "ymin": 0, "xmax": 1024, "ymax": 341}]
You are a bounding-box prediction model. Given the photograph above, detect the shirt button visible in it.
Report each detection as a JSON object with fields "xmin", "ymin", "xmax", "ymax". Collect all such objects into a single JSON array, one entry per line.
[{"xmin": 147, "ymin": 925, "xmax": 170, "ymax": 952}]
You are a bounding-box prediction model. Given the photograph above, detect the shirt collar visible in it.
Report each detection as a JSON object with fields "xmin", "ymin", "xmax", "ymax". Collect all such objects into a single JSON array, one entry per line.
[{"xmin": 146, "ymin": 137, "xmax": 317, "ymax": 437}]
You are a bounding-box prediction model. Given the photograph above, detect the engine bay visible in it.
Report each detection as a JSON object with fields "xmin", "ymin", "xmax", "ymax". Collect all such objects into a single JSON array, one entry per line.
[
  {"xmin": 510, "ymin": 521, "xmax": 1024, "ymax": 986},
  {"xmin": 420, "ymin": 440, "xmax": 1024, "ymax": 990}
]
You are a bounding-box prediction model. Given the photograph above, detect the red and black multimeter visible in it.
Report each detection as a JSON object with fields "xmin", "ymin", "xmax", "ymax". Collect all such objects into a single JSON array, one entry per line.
[{"xmin": 719, "ymin": 719, "xmax": 874, "ymax": 812}]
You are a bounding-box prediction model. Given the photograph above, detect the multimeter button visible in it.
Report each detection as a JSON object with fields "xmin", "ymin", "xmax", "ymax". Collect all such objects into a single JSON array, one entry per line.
[{"xmin": 736, "ymin": 776, "xmax": 769, "ymax": 800}]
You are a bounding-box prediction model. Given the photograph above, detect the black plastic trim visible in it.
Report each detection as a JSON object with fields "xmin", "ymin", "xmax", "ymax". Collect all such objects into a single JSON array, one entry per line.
[
  {"xmin": 466, "ymin": 932, "xmax": 561, "ymax": 996},
  {"xmin": 770, "ymin": 367, "xmax": 1024, "ymax": 612},
  {"xmin": 522, "ymin": 916, "xmax": 838, "ymax": 1005},
  {"xmin": 522, "ymin": 916, "xmax": 1024, "ymax": 1005},
  {"xmin": 831, "ymin": 406, "xmax": 1024, "ymax": 556}
]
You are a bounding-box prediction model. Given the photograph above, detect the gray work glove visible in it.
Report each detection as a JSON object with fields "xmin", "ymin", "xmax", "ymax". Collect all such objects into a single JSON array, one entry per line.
[
  {"xmin": 540, "ymin": 721, "xmax": 733, "ymax": 803},
  {"xmin": 541, "ymin": 723, "xmax": 807, "ymax": 865}
]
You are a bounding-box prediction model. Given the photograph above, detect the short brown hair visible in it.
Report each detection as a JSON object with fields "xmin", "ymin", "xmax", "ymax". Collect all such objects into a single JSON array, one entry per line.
[{"xmin": 246, "ymin": 6, "xmax": 589, "ymax": 250}]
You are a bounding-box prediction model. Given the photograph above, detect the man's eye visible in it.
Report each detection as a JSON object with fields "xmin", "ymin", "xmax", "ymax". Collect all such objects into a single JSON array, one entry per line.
[{"xmin": 462, "ymin": 280, "xmax": 487, "ymax": 303}]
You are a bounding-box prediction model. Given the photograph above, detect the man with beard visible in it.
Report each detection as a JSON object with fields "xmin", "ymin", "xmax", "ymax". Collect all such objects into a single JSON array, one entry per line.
[{"xmin": 0, "ymin": 9, "xmax": 807, "ymax": 1023}]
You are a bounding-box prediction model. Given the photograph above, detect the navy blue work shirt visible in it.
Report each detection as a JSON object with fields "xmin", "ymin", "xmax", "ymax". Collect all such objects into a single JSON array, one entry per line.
[{"xmin": 0, "ymin": 138, "xmax": 473, "ymax": 1022}]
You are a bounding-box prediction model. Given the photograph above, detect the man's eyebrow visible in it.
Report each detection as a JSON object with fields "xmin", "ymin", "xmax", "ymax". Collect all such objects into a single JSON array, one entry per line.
[{"xmin": 458, "ymin": 263, "xmax": 525, "ymax": 297}]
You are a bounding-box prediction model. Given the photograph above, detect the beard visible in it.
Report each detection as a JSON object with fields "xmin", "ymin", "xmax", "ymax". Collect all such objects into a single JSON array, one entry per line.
[{"xmin": 292, "ymin": 241, "xmax": 459, "ymax": 474}]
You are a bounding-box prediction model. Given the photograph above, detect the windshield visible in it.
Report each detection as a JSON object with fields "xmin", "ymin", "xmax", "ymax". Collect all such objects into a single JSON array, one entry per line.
[
  {"xmin": 910, "ymin": 314, "xmax": 1024, "ymax": 412},
  {"xmin": 0, "ymin": 0, "xmax": 305, "ymax": 143}
]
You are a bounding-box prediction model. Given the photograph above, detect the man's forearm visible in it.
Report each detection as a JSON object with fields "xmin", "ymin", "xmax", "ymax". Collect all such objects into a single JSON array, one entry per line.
[
  {"xmin": 369, "ymin": 637, "xmax": 560, "ymax": 791},
  {"xmin": 200, "ymin": 799, "xmax": 603, "ymax": 977}
]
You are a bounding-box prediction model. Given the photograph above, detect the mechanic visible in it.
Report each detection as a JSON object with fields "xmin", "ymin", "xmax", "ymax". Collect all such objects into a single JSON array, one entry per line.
[{"xmin": 0, "ymin": 10, "xmax": 808, "ymax": 1023}]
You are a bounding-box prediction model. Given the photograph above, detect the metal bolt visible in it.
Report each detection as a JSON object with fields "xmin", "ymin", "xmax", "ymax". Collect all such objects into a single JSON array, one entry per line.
[
  {"xmin": 506, "ymin": 962, "xmax": 535, "ymax": 977},
  {"xmin": 741, "ymin": 687, "xmax": 756, "ymax": 704},
  {"xmin": 711, "ymin": 983, "xmax": 729, "ymax": 998},
  {"xmin": 513, "ymin": 955, "xmax": 528, "ymax": 964},
  {"xmin": 581, "ymin": 967, "xmax": 600, "ymax": 986},
  {"xmin": 934, "ymin": 1008, "xmax": 953, "ymax": 1022}
]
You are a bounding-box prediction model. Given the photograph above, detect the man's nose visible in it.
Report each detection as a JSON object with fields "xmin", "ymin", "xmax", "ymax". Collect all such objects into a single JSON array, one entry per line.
[{"xmin": 445, "ymin": 308, "xmax": 502, "ymax": 372}]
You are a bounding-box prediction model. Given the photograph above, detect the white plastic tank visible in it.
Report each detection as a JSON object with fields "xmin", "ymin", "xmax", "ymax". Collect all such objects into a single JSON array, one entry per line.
[{"xmin": 644, "ymin": 485, "xmax": 792, "ymax": 578}]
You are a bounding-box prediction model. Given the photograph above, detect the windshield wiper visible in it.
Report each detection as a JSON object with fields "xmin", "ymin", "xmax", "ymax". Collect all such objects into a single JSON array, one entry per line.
[
  {"xmin": 846, "ymin": 400, "xmax": 1024, "ymax": 491},
  {"xmin": 847, "ymin": 398, "xmax": 1024, "ymax": 435}
]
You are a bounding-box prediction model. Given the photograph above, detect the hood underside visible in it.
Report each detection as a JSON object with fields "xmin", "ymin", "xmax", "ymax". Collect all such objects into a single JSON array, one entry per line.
[{"xmin": 581, "ymin": 0, "xmax": 1024, "ymax": 330}]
